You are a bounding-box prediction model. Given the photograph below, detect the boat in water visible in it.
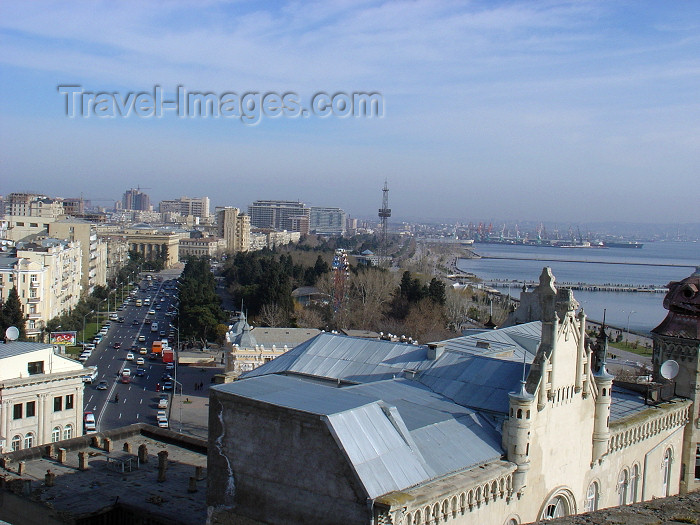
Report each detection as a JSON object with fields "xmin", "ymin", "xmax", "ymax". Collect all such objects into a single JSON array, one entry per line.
[{"xmin": 604, "ymin": 241, "xmax": 644, "ymax": 249}]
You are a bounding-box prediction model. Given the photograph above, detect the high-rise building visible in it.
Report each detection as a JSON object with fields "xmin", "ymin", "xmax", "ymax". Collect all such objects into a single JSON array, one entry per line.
[
  {"xmin": 309, "ymin": 206, "xmax": 346, "ymax": 235},
  {"xmin": 4, "ymin": 193, "xmax": 65, "ymax": 219},
  {"xmin": 216, "ymin": 207, "xmax": 250, "ymax": 253},
  {"xmin": 122, "ymin": 188, "xmax": 151, "ymax": 211},
  {"xmin": 248, "ymin": 200, "xmax": 309, "ymax": 232},
  {"xmin": 159, "ymin": 196, "xmax": 210, "ymax": 219}
]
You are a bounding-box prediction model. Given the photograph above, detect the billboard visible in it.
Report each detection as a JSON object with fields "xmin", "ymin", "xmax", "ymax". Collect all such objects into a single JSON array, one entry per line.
[{"xmin": 50, "ymin": 331, "xmax": 77, "ymax": 345}]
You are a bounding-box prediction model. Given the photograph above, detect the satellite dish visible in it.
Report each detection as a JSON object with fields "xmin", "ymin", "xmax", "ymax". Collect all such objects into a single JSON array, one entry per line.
[
  {"xmin": 660, "ymin": 360, "xmax": 679, "ymax": 380},
  {"xmin": 5, "ymin": 326, "xmax": 19, "ymax": 341}
]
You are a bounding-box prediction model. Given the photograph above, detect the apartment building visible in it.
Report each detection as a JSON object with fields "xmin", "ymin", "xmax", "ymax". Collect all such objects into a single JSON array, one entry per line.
[
  {"xmin": 310, "ymin": 206, "xmax": 346, "ymax": 235},
  {"xmin": 49, "ymin": 218, "xmax": 107, "ymax": 295},
  {"xmin": 247, "ymin": 200, "xmax": 309, "ymax": 232},
  {"xmin": 216, "ymin": 207, "xmax": 250, "ymax": 254},
  {"xmin": 159, "ymin": 196, "xmax": 210, "ymax": 219}
]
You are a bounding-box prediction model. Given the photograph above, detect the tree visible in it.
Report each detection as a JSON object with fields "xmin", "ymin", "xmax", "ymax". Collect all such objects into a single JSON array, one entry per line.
[
  {"xmin": 427, "ymin": 278, "xmax": 446, "ymax": 305},
  {"xmin": 259, "ymin": 303, "xmax": 287, "ymax": 327},
  {"xmin": 3, "ymin": 287, "xmax": 26, "ymax": 340}
]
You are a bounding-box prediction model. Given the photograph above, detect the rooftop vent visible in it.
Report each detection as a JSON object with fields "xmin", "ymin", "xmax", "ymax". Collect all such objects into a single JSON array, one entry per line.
[
  {"xmin": 426, "ymin": 343, "xmax": 445, "ymax": 360},
  {"xmin": 476, "ymin": 341, "xmax": 491, "ymax": 349}
]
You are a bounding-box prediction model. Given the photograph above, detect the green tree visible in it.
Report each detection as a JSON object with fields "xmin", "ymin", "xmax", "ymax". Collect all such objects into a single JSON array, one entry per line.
[{"xmin": 3, "ymin": 287, "xmax": 26, "ymax": 340}]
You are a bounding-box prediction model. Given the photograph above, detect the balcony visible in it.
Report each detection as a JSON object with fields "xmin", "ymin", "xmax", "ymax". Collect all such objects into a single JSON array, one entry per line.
[
  {"xmin": 28, "ymin": 313, "xmax": 42, "ymax": 320},
  {"xmin": 30, "ymin": 280, "xmax": 40, "ymax": 288},
  {"xmin": 27, "ymin": 297, "xmax": 40, "ymax": 304}
]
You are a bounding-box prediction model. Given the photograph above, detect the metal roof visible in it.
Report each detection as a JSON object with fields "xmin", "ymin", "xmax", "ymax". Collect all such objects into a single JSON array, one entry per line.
[
  {"xmin": 242, "ymin": 332, "xmax": 431, "ymax": 382},
  {"xmin": 0, "ymin": 341, "xmax": 54, "ymax": 359},
  {"xmin": 436, "ymin": 322, "xmax": 542, "ymax": 364},
  {"xmin": 215, "ymin": 375, "xmax": 504, "ymax": 499},
  {"xmin": 609, "ymin": 385, "xmax": 650, "ymax": 421}
]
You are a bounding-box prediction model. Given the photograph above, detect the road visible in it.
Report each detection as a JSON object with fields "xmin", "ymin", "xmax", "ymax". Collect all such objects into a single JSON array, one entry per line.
[{"xmin": 82, "ymin": 269, "xmax": 182, "ymax": 431}]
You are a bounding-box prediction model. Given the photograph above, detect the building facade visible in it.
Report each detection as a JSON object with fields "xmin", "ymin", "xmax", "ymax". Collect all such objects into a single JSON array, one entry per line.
[
  {"xmin": 49, "ymin": 218, "xmax": 107, "ymax": 295},
  {"xmin": 159, "ymin": 196, "xmax": 210, "ymax": 219},
  {"xmin": 122, "ymin": 188, "xmax": 151, "ymax": 211},
  {"xmin": 178, "ymin": 237, "xmax": 226, "ymax": 260},
  {"xmin": 0, "ymin": 341, "xmax": 87, "ymax": 453},
  {"xmin": 216, "ymin": 207, "xmax": 250, "ymax": 254},
  {"xmin": 0, "ymin": 240, "xmax": 82, "ymax": 340},
  {"xmin": 310, "ymin": 206, "xmax": 346, "ymax": 235},
  {"xmin": 247, "ymin": 200, "xmax": 309, "ymax": 232},
  {"xmin": 208, "ymin": 268, "xmax": 693, "ymax": 525},
  {"xmin": 123, "ymin": 228, "xmax": 184, "ymax": 268}
]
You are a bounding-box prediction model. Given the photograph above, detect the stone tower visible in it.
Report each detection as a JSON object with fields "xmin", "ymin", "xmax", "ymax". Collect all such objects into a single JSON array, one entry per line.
[{"xmin": 651, "ymin": 267, "xmax": 700, "ymax": 494}]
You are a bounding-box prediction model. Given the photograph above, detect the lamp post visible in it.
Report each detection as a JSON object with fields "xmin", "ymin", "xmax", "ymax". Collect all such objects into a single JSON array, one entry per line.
[
  {"xmin": 626, "ymin": 310, "xmax": 636, "ymax": 347},
  {"xmin": 98, "ymin": 298, "xmax": 107, "ymax": 326},
  {"xmin": 173, "ymin": 379, "xmax": 183, "ymax": 433},
  {"xmin": 82, "ymin": 310, "xmax": 94, "ymax": 344}
]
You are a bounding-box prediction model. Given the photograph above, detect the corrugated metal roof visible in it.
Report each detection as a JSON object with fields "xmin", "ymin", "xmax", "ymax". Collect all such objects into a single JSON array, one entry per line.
[
  {"xmin": 215, "ymin": 375, "xmax": 504, "ymax": 499},
  {"xmin": 436, "ymin": 322, "xmax": 541, "ymax": 364},
  {"xmin": 0, "ymin": 341, "xmax": 53, "ymax": 359},
  {"xmin": 242, "ymin": 332, "xmax": 431, "ymax": 382}
]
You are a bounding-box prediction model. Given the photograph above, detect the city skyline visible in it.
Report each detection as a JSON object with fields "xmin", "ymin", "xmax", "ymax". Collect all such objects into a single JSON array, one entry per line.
[{"xmin": 1, "ymin": 1, "xmax": 700, "ymax": 224}]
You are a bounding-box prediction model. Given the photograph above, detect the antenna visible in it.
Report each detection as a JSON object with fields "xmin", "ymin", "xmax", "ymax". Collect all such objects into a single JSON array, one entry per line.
[
  {"xmin": 659, "ymin": 360, "xmax": 679, "ymax": 380},
  {"xmin": 5, "ymin": 326, "xmax": 19, "ymax": 341}
]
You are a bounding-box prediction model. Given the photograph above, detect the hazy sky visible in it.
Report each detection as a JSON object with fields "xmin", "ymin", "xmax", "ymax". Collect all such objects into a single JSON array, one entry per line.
[{"xmin": 1, "ymin": 1, "xmax": 699, "ymax": 223}]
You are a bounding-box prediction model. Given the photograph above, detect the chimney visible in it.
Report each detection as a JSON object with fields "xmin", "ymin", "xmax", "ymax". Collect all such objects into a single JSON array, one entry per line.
[
  {"xmin": 195, "ymin": 465, "xmax": 204, "ymax": 480},
  {"xmin": 103, "ymin": 438, "xmax": 113, "ymax": 453},
  {"xmin": 426, "ymin": 343, "xmax": 445, "ymax": 360},
  {"xmin": 57, "ymin": 448, "xmax": 67, "ymax": 464},
  {"xmin": 138, "ymin": 444, "xmax": 148, "ymax": 464},
  {"xmin": 45, "ymin": 469, "xmax": 56, "ymax": 487},
  {"xmin": 78, "ymin": 451, "xmax": 89, "ymax": 471},
  {"xmin": 17, "ymin": 461, "xmax": 26, "ymax": 475},
  {"xmin": 157, "ymin": 450, "xmax": 168, "ymax": 482},
  {"xmin": 188, "ymin": 476, "xmax": 198, "ymax": 493}
]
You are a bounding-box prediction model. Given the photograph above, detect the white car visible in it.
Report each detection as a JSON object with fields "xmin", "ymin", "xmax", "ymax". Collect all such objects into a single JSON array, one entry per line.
[
  {"xmin": 136, "ymin": 357, "xmax": 145, "ymax": 365},
  {"xmin": 126, "ymin": 353, "xmax": 134, "ymax": 361},
  {"xmin": 158, "ymin": 419, "xmax": 169, "ymax": 429},
  {"xmin": 122, "ymin": 368, "xmax": 131, "ymax": 377},
  {"xmin": 158, "ymin": 397, "xmax": 168, "ymax": 409},
  {"xmin": 157, "ymin": 410, "xmax": 167, "ymax": 422}
]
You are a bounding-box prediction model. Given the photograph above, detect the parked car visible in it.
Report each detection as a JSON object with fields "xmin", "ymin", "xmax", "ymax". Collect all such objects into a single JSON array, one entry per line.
[
  {"xmin": 158, "ymin": 418, "xmax": 169, "ymax": 429},
  {"xmin": 158, "ymin": 396, "xmax": 168, "ymax": 409},
  {"xmin": 84, "ymin": 412, "xmax": 96, "ymax": 432},
  {"xmin": 163, "ymin": 381, "xmax": 173, "ymax": 391}
]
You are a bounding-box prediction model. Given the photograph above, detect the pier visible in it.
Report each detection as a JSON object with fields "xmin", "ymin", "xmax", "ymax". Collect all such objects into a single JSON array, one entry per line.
[
  {"xmin": 482, "ymin": 279, "xmax": 668, "ymax": 294},
  {"xmin": 480, "ymin": 255, "xmax": 694, "ymax": 269}
]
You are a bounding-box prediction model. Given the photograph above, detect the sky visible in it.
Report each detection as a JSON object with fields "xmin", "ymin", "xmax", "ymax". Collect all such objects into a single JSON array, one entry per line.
[{"xmin": 1, "ymin": 0, "xmax": 699, "ymax": 224}]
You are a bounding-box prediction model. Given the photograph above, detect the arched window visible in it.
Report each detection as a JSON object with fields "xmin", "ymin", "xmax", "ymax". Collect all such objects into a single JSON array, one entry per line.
[
  {"xmin": 618, "ymin": 469, "xmax": 629, "ymax": 505},
  {"xmin": 63, "ymin": 424, "xmax": 73, "ymax": 440},
  {"xmin": 11, "ymin": 435, "xmax": 22, "ymax": 451},
  {"xmin": 51, "ymin": 426, "xmax": 61, "ymax": 443},
  {"xmin": 630, "ymin": 464, "xmax": 640, "ymax": 503},
  {"xmin": 662, "ymin": 449, "xmax": 672, "ymax": 496},
  {"xmin": 541, "ymin": 492, "xmax": 573, "ymax": 521},
  {"xmin": 584, "ymin": 481, "xmax": 599, "ymax": 512},
  {"xmin": 24, "ymin": 432, "xmax": 34, "ymax": 449}
]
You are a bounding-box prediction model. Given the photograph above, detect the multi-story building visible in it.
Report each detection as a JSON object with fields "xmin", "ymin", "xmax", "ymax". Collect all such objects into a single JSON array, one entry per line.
[
  {"xmin": 3, "ymin": 193, "xmax": 65, "ymax": 219},
  {"xmin": 123, "ymin": 228, "xmax": 185, "ymax": 268},
  {"xmin": 178, "ymin": 237, "xmax": 226, "ymax": 260},
  {"xmin": 216, "ymin": 207, "xmax": 250, "ymax": 254},
  {"xmin": 0, "ymin": 341, "xmax": 87, "ymax": 453},
  {"xmin": 159, "ymin": 196, "xmax": 210, "ymax": 219},
  {"xmin": 122, "ymin": 188, "xmax": 151, "ymax": 211},
  {"xmin": 0, "ymin": 240, "xmax": 82, "ymax": 339},
  {"xmin": 310, "ymin": 206, "xmax": 346, "ymax": 235},
  {"xmin": 247, "ymin": 200, "xmax": 309, "ymax": 232},
  {"xmin": 346, "ymin": 217, "xmax": 358, "ymax": 236},
  {"xmin": 48, "ymin": 218, "xmax": 107, "ymax": 295},
  {"xmin": 208, "ymin": 268, "xmax": 693, "ymax": 525},
  {"xmin": 97, "ymin": 233, "xmax": 130, "ymax": 282}
]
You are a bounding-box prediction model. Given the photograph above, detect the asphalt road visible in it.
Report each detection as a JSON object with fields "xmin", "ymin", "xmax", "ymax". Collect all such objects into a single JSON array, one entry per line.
[{"xmin": 81, "ymin": 269, "xmax": 182, "ymax": 432}]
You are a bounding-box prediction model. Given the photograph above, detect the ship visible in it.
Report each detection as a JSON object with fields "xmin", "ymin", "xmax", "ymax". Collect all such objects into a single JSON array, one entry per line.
[{"xmin": 603, "ymin": 241, "xmax": 644, "ymax": 249}]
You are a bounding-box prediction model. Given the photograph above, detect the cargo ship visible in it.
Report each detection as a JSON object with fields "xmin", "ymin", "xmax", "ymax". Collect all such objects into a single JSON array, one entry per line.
[{"xmin": 603, "ymin": 241, "xmax": 644, "ymax": 249}]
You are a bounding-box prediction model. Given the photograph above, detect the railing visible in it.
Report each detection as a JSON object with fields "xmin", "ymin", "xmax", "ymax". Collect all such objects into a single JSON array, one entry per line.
[{"xmin": 608, "ymin": 402, "xmax": 690, "ymax": 454}]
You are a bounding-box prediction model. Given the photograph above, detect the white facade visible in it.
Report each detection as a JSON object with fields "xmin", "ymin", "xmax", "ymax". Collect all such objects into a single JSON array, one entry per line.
[{"xmin": 0, "ymin": 342, "xmax": 87, "ymax": 453}]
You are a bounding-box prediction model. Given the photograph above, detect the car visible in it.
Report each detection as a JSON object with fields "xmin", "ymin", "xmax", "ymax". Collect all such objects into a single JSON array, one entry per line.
[
  {"xmin": 135, "ymin": 367, "xmax": 146, "ymax": 376},
  {"xmin": 82, "ymin": 343, "xmax": 96, "ymax": 351},
  {"xmin": 126, "ymin": 352, "xmax": 134, "ymax": 361},
  {"xmin": 145, "ymin": 319, "xmax": 152, "ymax": 325},
  {"xmin": 157, "ymin": 410, "xmax": 167, "ymax": 421},
  {"xmin": 84, "ymin": 412, "xmax": 96, "ymax": 432},
  {"xmin": 120, "ymin": 374, "xmax": 131, "ymax": 384},
  {"xmin": 161, "ymin": 373, "xmax": 173, "ymax": 382},
  {"xmin": 139, "ymin": 347, "xmax": 148, "ymax": 355},
  {"xmin": 117, "ymin": 316, "xmax": 125, "ymax": 323},
  {"xmin": 163, "ymin": 381, "xmax": 173, "ymax": 391},
  {"xmin": 148, "ymin": 309, "xmax": 156, "ymax": 315},
  {"xmin": 158, "ymin": 419, "xmax": 169, "ymax": 429},
  {"xmin": 161, "ymin": 297, "xmax": 166, "ymax": 302},
  {"xmin": 93, "ymin": 335, "xmax": 102, "ymax": 343},
  {"xmin": 113, "ymin": 342, "xmax": 122, "ymax": 349},
  {"xmin": 155, "ymin": 305, "xmax": 162, "ymax": 310},
  {"xmin": 160, "ymin": 331, "xmax": 166, "ymax": 337},
  {"xmin": 165, "ymin": 362, "xmax": 174, "ymax": 371},
  {"xmin": 122, "ymin": 368, "xmax": 131, "ymax": 376},
  {"xmin": 136, "ymin": 357, "xmax": 145, "ymax": 365},
  {"xmin": 158, "ymin": 396, "xmax": 168, "ymax": 409},
  {"xmin": 132, "ymin": 319, "xmax": 139, "ymax": 325},
  {"xmin": 96, "ymin": 380, "xmax": 109, "ymax": 390},
  {"xmin": 138, "ymin": 335, "xmax": 146, "ymax": 342}
]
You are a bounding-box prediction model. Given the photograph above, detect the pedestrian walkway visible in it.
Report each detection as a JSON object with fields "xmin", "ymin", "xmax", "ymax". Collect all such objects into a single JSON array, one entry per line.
[{"xmin": 169, "ymin": 393, "xmax": 209, "ymax": 439}]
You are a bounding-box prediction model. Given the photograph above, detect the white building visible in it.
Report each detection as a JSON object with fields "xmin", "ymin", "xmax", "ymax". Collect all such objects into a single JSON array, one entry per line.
[
  {"xmin": 0, "ymin": 341, "xmax": 88, "ymax": 453},
  {"xmin": 159, "ymin": 196, "xmax": 210, "ymax": 219},
  {"xmin": 310, "ymin": 206, "xmax": 346, "ymax": 235}
]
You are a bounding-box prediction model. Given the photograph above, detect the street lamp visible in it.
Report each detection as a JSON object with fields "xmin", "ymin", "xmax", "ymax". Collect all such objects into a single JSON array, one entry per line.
[
  {"xmin": 173, "ymin": 379, "xmax": 184, "ymax": 433},
  {"xmin": 82, "ymin": 310, "xmax": 94, "ymax": 344},
  {"xmin": 626, "ymin": 310, "xmax": 636, "ymax": 346}
]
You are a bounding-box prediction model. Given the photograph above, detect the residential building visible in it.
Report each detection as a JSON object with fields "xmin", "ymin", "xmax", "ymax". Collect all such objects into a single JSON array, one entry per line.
[
  {"xmin": 97, "ymin": 233, "xmax": 130, "ymax": 282},
  {"xmin": 0, "ymin": 240, "xmax": 82, "ymax": 339},
  {"xmin": 178, "ymin": 236, "xmax": 226, "ymax": 260},
  {"xmin": 216, "ymin": 207, "xmax": 250, "ymax": 253},
  {"xmin": 48, "ymin": 218, "xmax": 107, "ymax": 295},
  {"xmin": 346, "ymin": 217, "xmax": 358, "ymax": 236},
  {"xmin": 0, "ymin": 341, "xmax": 87, "ymax": 453},
  {"xmin": 159, "ymin": 196, "xmax": 210, "ymax": 219},
  {"xmin": 122, "ymin": 188, "xmax": 151, "ymax": 211},
  {"xmin": 3, "ymin": 193, "xmax": 65, "ymax": 219},
  {"xmin": 207, "ymin": 268, "xmax": 692, "ymax": 525},
  {"xmin": 247, "ymin": 200, "xmax": 309, "ymax": 232},
  {"xmin": 310, "ymin": 206, "xmax": 346, "ymax": 235}
]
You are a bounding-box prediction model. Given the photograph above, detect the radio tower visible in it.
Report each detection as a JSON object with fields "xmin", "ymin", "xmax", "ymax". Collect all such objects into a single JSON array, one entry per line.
[{"xmin": 378, "ymin": 179, "xmax": 391, "ymax": 264}]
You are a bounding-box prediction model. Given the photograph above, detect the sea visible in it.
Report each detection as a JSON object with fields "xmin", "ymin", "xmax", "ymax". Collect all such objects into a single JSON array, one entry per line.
[{"xmin": 456, "ymin": 241, "xmax": 699, "ymax": 334}]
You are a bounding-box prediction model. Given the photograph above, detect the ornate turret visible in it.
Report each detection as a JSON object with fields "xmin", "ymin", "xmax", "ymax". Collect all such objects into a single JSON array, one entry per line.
[
  {"xmin": 651, "ymin": 267, "xmax": 700, "ymax": 494},
  {"xmin": 505, "ymin": 379, "xmax": 535, "ymax": 494},
  {"xmin": 591, "ymin": 322, "xmax": 613, "ymax": 463}
]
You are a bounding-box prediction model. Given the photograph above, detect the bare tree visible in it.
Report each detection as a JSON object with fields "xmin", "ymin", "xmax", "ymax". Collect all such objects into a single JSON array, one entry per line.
[
  {"xmin": 347, "ymin": 268, "xmax": 397, "ymax": 330},
  {"xmin": 259, "ymin": 303, "xmax": 287, "ymax": 327}
]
